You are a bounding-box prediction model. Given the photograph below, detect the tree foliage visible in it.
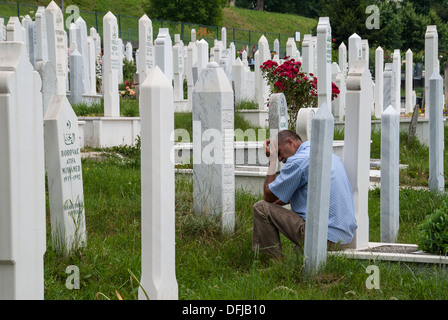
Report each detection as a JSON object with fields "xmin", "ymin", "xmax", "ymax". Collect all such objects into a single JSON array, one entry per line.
[
  {"xmin": 235, "ymin": 0, "xmax": 448, "ymax": 56},
  {"xmin": 144, "ymin": 0, "xmax": 228, "ymax": 25}
]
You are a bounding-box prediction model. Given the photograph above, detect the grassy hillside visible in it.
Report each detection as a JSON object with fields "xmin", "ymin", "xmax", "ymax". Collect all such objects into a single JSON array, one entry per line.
[
  {"xmin": 1, "ymin": 1, "xmax": 317, "ymax": 45},
  {"xmin": 222, "ymin": 7, "xmax": 317, "ymax": 38}
]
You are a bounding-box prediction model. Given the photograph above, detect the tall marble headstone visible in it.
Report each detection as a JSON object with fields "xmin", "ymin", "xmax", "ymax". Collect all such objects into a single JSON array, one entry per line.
[
  {"xmin": 424, "ymin": 26, "xmax": 439, "ymax": 119},
  {"xmin": 374, "ymin": 46, "xmax": 384, "ymax": 119},
  {"xmin": 392, "ymin": 49, "xmax": 401, "ymax": 113},
  {"xmin": 103, "ymin": 12, "xmax": 120, "ymax": 117},
  {"xmin": 383, "ymin": 63, "xmax": 395, "ymax": 112},
  {"xmin": 348, "ymin": 33, "xmax": 362, "ymax": 70},
  {"xmin": 139, "ymin": 66, "xmax": 178, "ymax": 300},
  {"xmin": 268, "ymin": 92, "xmax": 289, "ymax": 138},
  {"xmin": 303, "ymin": 103, "xmax": 334, "ymax": 276},
  {"xmin": 381, "ymin": 105, "xmax": 400, "ymax": 243},
  {"xmin": 0, "ymin": 41, "xmax": 46, "ymax": 299},
  {"xmin": 173, "ymin": 36, "xmax": 185, "ymax": 101},
  {"xmin": 69, "ymin": 43, "xmax": 83, "ymax": 105},
  {"xmin": 137, "ymin": 14, "xmax": 154, "ymax": 86},
  {"xmin": 316, "ymin": 17, "xmax": 332, "ymax": 109},
  {"xmin": 46, "ymin": 1, "xmax": 67, "ymax": 95},
  {"xmin": 428, "ymin": 73, "xmax": 445, "ymax": 192},
  {"xmin": 302, "ymin": 34, "xmax": 314, "ymax": 74},
  {"xmin": 154, "ymin": 28, "xmax": 173, "ymax": 82},
  {"xmin": 44, "ymin": 95, "xmax": 86, "ymax": 255},
  {"xmin": 344, "ymin": 60, "xmax": 372, "ymax": 249},
  {"xmin": 196, "ymin": 39, "xmax": 209, "ymax": 79},
  {"xmin": 6, "ymin": 17, "xmax": 22, "ymax": 42},
  {"xmin": 256, "ymin": 35, "xmax": 270, "ymax": 110},
  {"xmin": 75, "ymin": 17, "xmax": 91, "ymax": 95},
  {"xmin": 193, "ymin": 62, "xmax": 235, "ymax": 234},
  {"xmin": 405, "ymin": 49, "xmax": 414, "ymax": 114},
  {"xmin": 232, "ymin": 57, "xmax": 245, "ymax": 105}
]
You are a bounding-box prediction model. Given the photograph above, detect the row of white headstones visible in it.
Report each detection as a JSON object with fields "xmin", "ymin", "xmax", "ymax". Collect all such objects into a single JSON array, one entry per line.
[
  {"xmin": 0, "ymin": 2, "xmax": 436, "ymax": 123},
  {"xmin": 0, "ymin": 1, "xmax": 445, "ymax": 299}
]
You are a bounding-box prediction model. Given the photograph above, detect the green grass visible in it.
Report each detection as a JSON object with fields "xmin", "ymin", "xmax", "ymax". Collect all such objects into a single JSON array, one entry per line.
[
  {"xmin": 43, "ymin": 152, "xmax": 448, "ymax": 300},
  {"xmin": 1, "ymin": 1, "xmax": 317, "ymax": 53},
  {"xmin": 43, "ymin": 122, "xmax": 448, "ymax": 300}
]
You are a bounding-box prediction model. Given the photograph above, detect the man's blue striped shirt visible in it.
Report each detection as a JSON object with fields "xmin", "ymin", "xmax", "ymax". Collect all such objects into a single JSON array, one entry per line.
[{"xmin": 269, "ymin": 140, "xmax": 358, "ymax": 244}]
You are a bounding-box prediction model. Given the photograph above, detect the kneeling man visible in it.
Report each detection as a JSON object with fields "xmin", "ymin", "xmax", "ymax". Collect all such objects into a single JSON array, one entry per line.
[{"xmin": 252, "ymin": 130, "xmax": 357, "ymax": 259}]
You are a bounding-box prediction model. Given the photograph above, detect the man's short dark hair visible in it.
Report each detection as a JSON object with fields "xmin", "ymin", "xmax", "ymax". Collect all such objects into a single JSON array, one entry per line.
[{"xmin": 277, "ymin": 130, "xmax": 302, "ymax": 145}]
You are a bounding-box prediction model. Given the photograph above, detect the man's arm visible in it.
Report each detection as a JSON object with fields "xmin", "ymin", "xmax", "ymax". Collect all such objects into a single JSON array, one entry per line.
[
  {"xmin": 264, "ymin": 138, "xmax": 286, "ymax": 203},
  {"xmin": 263, "ymin": 172, "xmax": 278, "ymax": 203}
]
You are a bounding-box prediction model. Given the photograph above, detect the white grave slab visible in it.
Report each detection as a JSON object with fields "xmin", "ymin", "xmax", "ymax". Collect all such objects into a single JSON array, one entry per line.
[{"xmin": 44, "ymin": 95, "xmax": 86, "ymax": 255}]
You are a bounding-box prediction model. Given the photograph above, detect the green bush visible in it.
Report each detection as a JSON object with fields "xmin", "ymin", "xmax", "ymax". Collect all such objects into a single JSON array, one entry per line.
[{"xmin": 417, "ymin": 201, "xmax": 448, "ymax": 255}]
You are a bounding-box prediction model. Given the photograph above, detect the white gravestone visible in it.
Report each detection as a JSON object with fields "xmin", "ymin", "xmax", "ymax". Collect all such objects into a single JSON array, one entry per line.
[
  {"xmin": 332, "ymin": 62, "xmax": 345, "ymax": 122},
  {"xmin": 374, "ymin": 46, "xmax": 384, "ymax": 119},
  {"xmin": 232, "ymin": 57, "xmax": 245, "ymax": 105},
  {"xmin": 338, "ymin": 42, "xmax": 347, "ymax": 76},
  {"xmin": 0, "ymin": 42, "xmax": 46, "ymax": 299},
  {"xmin": 196, "ymin": 39, "xmax": 209, "ymax": 80},
  {"xmin": 269, "ymin": 93, "xmax": 289, "ymax": 138},
  {"xmin": 428, "ymin": 73, "xmax": 445, "ymax": 192},
  {"xmin": 405, "ymin": 49, "xmax": 414, "ymax": 114},
  {"xmin": 103, "ymin": 12, "xmax": 120, "ymax": 117},
  {"xmin": 304, "ymin": 103, "xmax": 334, "ymax": 276},
  {"xmin": 35, "ymin": 60, "xmax": 57, "ymax": 116},
  {"xmin": 44, "ymin": 95, "xmax": 86, "ymax": 255},
  {"xmin": 383, "ymin": 63, "xmax": 395, "ymax": 112},
  {"xmin": 302, "ymin": 34, "xmax": 314, "ymax": 74},
  {"xmin": 0, "ymin": 18, "xmax": 5, "ymax": 41},
  {"xmin": 316, "ymin": 17, "xmax": 332, "ymax": 109},
  {"xmin": 69, "ymin": 43, "xmax": 83, "ymax": 105},
  {"xmin": 348, "ymin": 33, "xmax": 362, "ymax": 71},
  {"xmin": 46, "ymin": 1, "xmax": 67, "ymax": 95},
  {"xmin": 392, "ymin": 49, "xmax": 401, "ymax": 113},
  {"xmin": 118, "ymin": 38, "xmax": 124, "ymax": 84},
  {"xmin": 381, "ymin": 105, "xmax": 400, "ymax": 243},
  {"xmin": 126, "ymin": 42, "xmax": 133, "ymax": 62},
  {"xmin": 87, "ymin": 36, "xmax": 97, "ymax": 95},
  {"xmin": 296, "ymin": 107, "xmax": 317, "ymax": 142},
  {"xmin": 425, "ymin": 26, "xmax": 439, "ymax": 119},
  {"xmin": 75, "ymin": 17, "xmax": 91, "ymax": 96},
  {"xmin": 303, "ymin": 18, "xmax": 335, "ymax": 275},
  {"xmin": 139, "ymin": 66, "xmax": 178, "ymax": 300},
  {"xmin": 286, "ymin": 37, "xmax": 297, "ymax": 58},
  {"xmin": 35, "ymin": 7, "xmax": 49, "ymax": 63},
  {"xmin": 173, "ymin": 37, "xmax": 185, "ymax": 101},
  {"xmin": 154, "ymin": 28, "xmax": 173, "ymax": 82},
  {"xmin": 193, "ymin": 62, "xmax": 235, "ymax": 234},
  {"xmin": 138, "ymin": 14, "xmax": 154, "ymax": 85},
  {"xmin": 257, "ymin": 35, "xmax": 270, "ymax": 110},
  {"xmin": 6, "ymin": 17, "xmax": 22, "ymax": 42},
  {"xmin": 186, "ymin": 39, "xmax": 197, "ymax": 109},
  {"xmin": 344, "ymin": 60, "xmax": 372, "ymax": 249}
]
